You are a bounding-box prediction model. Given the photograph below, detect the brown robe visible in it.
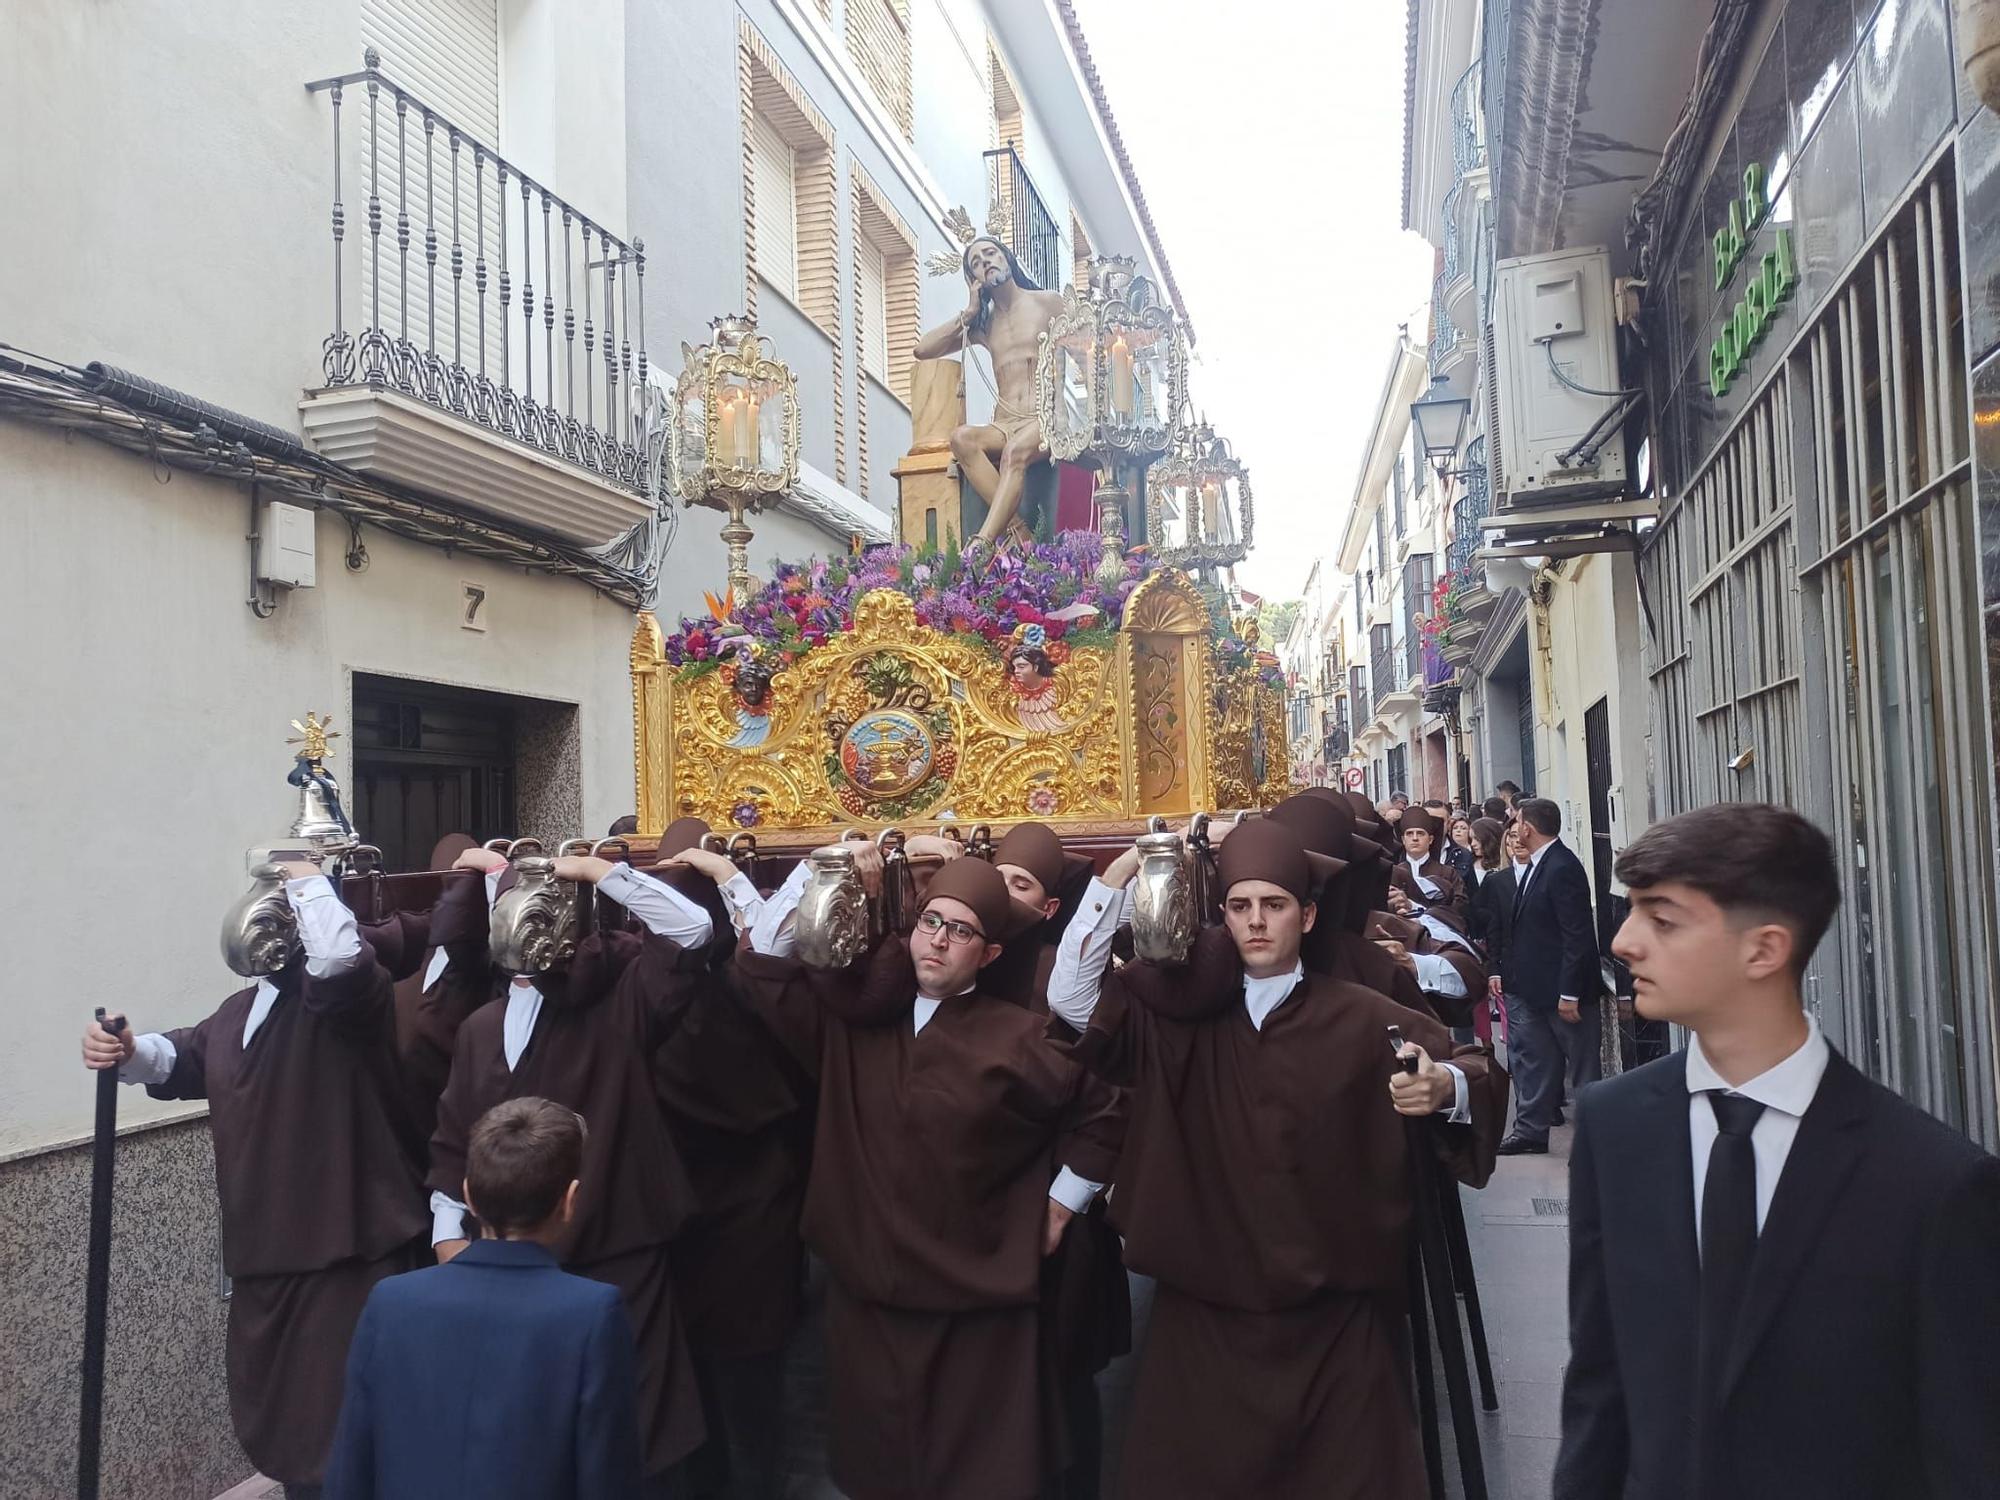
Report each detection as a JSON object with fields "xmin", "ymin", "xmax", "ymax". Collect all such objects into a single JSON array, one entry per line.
[
  {"xmin": 1389, "ymin": 852, "xmax": 1469, "ymax": 926},
  {"xmin": 1074, "ymin": 930, "xmax": 1505, "ymax": 1500},
  {"xmin": 653, "ymin": 960, "xmax": 812, "ymax": 1361},
  {"xmin": 1367, "ymin": 909, "xmax": 1487, "ymax": 1027},
  {"xmin": 147, "ymin": 945, "xmax": 426, "ymax": 1484},
  {"xmin": 428, "ymin": 926, "xmax": 708, "ymax": 1477},
  {"xmin": 733, "ymin": 938, "xmax": 1125, "ymax": 1500},
  {"xmin": 393, "ymin": 869, "xmax": 496, "ymax": 1146}
]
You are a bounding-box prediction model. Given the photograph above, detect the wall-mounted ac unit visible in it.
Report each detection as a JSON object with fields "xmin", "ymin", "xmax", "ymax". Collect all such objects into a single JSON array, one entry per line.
[{"xmin": 1485, "ymin": 246, "xmax": 1629, "ymax": 508}]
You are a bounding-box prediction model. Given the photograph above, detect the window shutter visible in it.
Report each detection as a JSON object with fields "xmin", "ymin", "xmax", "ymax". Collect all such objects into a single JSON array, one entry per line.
[
  {"xmin": 859, "ymin": 237, "xmax": 888, "ymax": 381},
  {"xmin": 751, "ymin": 112, "xmax": 799, "ymax": 303}
]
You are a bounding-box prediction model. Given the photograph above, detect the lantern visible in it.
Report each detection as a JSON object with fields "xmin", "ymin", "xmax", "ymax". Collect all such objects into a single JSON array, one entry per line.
[
  {"xmin": 1035, "ymin": 256, "xmax": 1190, "ymax": 585},
  {"xmin": 1148, "ymin": 419, "xmax": 1253, "ymax": 576},
  {"xmin": 667, "ymin": 315, "xmax": 801, "ymax": 601}
]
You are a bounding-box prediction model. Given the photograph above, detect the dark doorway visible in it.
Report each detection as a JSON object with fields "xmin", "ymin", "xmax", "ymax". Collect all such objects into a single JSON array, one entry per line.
[
  {"xmin": 352, "ymin": 676, "xmax": 517, "ymax": 872},
  {"xmin": 1583, "ymin": 696, "xmax": 1616, "ymax": 947}
]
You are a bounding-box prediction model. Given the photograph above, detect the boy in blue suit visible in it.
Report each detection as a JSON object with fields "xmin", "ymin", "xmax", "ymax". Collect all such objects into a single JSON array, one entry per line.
[{"xmin": 325, "ymin": 1097, "xmax": 642, "ymax": 1500}]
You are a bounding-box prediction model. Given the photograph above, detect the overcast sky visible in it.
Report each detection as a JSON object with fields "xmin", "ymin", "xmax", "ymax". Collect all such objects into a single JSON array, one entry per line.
[{"xmin": 1075, "ymin": 0, "xmax": 1433, "ymax": 599}]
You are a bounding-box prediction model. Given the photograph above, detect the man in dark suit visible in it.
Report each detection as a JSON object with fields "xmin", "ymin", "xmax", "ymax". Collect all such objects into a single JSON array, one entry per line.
[
  {"xmin": 324, "ymin": 1097, "xmax": 643, "ymax": 1500},
  {"xmin": 1496, "ymin": 797, "xmax": 1600, "ymax": 1153},
  {"xmin": 1558, "ymin": 804, "xmax": 2000, "ymax": 1498}
]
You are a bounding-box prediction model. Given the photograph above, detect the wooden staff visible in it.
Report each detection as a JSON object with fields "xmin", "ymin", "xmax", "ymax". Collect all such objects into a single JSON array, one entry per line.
[{"xmin": 77, "ymin": 1008, "xmax": 125, "ymax": 1500}]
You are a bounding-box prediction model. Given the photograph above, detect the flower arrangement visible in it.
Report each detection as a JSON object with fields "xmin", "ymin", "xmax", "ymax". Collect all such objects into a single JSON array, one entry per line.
[
  {"xmin": 1418, "ymin": 571, "xmax": 1467, "ymax": 651},
  {"xmin": 658, "ymin": 531, "xmax": 1278, "ymax": 690}
]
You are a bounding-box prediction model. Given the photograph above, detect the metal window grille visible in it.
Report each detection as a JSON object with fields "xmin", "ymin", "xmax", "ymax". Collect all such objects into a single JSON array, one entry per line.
[{"xmin": 1643, "ymin": 161, "xmax": 1996, "ymax": 1144}]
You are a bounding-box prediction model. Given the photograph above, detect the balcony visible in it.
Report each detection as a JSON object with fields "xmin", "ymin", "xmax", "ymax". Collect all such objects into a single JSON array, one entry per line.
[
  {"xmin": 301, "ymin": 55, "xmax": 659, "ymax": 550},
  {"xmin": 1373, "ymin": 641, "xmax": 1419, "ymax": 720},
  {"xmin": 984, "ymin": 146, "xmax": 1064, "ymax": 294},
  {"xmin": 1323, "ymin": 725, "xmax": 1351, "ymax": 761}
]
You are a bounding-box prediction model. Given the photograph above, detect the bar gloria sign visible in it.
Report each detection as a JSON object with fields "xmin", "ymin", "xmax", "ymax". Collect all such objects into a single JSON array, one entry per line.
[{"xmin": 1708, "ymin": 163, "xmax": 1799, "ymax": 399}]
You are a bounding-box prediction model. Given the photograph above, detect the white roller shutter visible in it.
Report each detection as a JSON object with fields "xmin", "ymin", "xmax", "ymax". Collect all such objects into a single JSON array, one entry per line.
[
  {"xmin": 751, "ymin": 111, "xmax": 799, "ymax": 304},
  {"xmin": 859, "ymin": 236, "xmax": 888, "ymax": 382},
  {"xmin": 358, "ymin": 0, "xmax": 505, "ymax": 374}
]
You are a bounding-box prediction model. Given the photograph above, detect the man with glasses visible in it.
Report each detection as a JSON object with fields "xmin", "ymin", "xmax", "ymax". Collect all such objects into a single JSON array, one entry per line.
[{"xmin": 725, "ymin": 851, "xmax": 1123, "ymax": 1500}]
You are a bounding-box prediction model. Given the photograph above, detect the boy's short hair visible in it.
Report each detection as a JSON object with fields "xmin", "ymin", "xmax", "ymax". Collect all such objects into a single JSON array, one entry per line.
[
  {"xmin": 1614, "ymin": 804, "xmax": 1841, "ymax": 975},
  {"xmin": 467, "ymin": 1097, "xmax": 586, "ymax": 1236}
]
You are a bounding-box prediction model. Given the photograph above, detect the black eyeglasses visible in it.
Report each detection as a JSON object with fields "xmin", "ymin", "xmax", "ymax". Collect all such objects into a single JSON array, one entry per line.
[{"xmin": 916, "ymin": 910, "xmax": 986, "ymax": 946}]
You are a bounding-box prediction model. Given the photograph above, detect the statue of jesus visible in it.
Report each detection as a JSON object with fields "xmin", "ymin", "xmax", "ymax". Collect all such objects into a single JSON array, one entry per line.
[{"xmin": 914, "ymin": 236, "xmax": 1065, "ymax": 547}]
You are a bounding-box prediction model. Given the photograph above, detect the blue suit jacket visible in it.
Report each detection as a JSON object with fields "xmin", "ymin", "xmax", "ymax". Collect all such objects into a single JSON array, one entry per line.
[{"xmin": 323, "ymin": 1238, "xmax": 642, "ymax": 1500}]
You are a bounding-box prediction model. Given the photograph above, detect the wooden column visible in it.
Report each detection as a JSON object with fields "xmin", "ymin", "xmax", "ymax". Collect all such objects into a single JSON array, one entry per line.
[{"xmin": 892, "ymin": 357, "xmax": 964, "ymax": 548}]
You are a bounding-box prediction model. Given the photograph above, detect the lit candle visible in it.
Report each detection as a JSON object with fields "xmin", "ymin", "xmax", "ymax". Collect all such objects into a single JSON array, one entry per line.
[
  {"xmin": 717, "ymin": 390, "xmax": 739, "ymax": 468},
  {"xmin": 1200, "ymin": 479, "xmax": 1221, "ymax": 539},
  {"xmin": 1109, "ymin": 335, "xmax": 1134, "ymax": 418},
  {"xmin": 741, "ymin": 392, "xmax": 762, "ymax": 468}
]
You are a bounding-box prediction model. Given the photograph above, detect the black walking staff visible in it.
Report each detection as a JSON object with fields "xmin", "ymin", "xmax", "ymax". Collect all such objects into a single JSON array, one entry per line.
[
  {"xmin": 78, "ymin": 1007, "xmax": 125, "ymax": 1500},
  {"xmin": 1390, "ymin": 1025, "xmax": 1489, "ymax": 1500}
]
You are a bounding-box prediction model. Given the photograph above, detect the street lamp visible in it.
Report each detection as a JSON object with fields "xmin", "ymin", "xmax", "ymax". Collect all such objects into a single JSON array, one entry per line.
[
  {"xmin": 667, "ymin": 314, "xmax": 801, "ymax": 602},
  {"xmin": 1409, "ymin": 391, "xmax": 1472, "ymax": 480},
  {"xmin": 1148, "ymin": 417, "xmax": 1253, "ymax": 577},
  {"xmin": 1036, "ymin": 256, "xmax": 1190, "ymax": 586}
]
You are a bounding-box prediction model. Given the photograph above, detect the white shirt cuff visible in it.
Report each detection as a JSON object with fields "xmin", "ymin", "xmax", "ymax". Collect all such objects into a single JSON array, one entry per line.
[
  {"xmin": 1441, "ymin": 1062, "xmax": 1470, "ymax": 1124},
  {"xmin": 429, "ymin": 1189, "xmax": 470, "ymax": 1246},
  {"xmin": 598, "ymin": 863, "xmax": 714, "ymax": 947},
  {"xmin": 287, "ymin": 874, "xmax": 365, "ymax": 979},
  {"xmin": 748, "ymin": 861, "xmax": 812, "ymax": 958},
  {"xmin": 1048, "ymin": 1166, "xmax": 1105, "ymax": 1214},
  {"xmin": 719, "ymin": 871, "xmax": 764, "ymax": 934},
  {"xmin": 483, "ymin": 870, "xmax": 502, "ymax": 908},
  {"xmin": 118, "ymin": 1032, "xmax": 177, "ymax": 1087},
  {"xmin": 1411, "ymin": 951, "xmax": 1470, "ymax": 999}
]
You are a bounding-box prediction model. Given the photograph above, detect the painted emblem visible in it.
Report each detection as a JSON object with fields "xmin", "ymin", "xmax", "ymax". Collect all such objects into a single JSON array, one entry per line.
[{"xmin": 839, "ymin": 710, "xmax": 937, "ymax": 800}]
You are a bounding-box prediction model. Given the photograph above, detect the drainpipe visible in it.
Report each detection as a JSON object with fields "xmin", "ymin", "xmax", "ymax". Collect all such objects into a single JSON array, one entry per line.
[{"xmin": 1963, "ymin": 0, "xmax": 2000, "ymax": 113}]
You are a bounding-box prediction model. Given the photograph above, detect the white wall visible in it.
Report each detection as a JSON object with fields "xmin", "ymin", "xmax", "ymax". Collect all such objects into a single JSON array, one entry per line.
[
  {"xmin": 0, "ymin": 426, "xmax": 637, "ymax": 1156},
  {"xmin": 1531, "ymin": 550, "xmax": 1648, "ymax": 896}
]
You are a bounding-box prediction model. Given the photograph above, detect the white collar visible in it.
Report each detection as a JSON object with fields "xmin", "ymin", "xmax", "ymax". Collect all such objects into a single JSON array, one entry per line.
[
  {"xmin": 1524, "ymin": 839, "xmax": 1555, "ymax": 873},
  {"xmin": 1684, "ymin": 1013, "xmax": 1829, "ymax": 1119},
  {"xmin": 242, "ymin": 977, "xmax": 282, "ymax": 1049},
  {"xmin": 1242, "ymin": 962, "xmax": 1305, "ymax": 1032},
  {"xmin": 503, "ymin": 980, "xmax": 544, "ymax": 1071},
  {"xmin": 912, "ymin": 984, "xmax": 975, "ymax": 1035}
]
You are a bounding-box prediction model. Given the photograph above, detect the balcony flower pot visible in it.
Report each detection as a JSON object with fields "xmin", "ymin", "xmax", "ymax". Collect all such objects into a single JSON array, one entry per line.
[{"xmin": 1440, "ymin": 635, "xmax": 1477, "ymax": 666}]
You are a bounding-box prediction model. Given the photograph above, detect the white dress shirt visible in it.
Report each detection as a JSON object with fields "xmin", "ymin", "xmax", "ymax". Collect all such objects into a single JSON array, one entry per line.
[
  {"xmin": 1513, "ymin": 840, "xmax": 1579, "ymax": 1004},
  {"xmin": 1048, "ymin": 879, "xmax": 1471, "ymax": 1121},
  {"xmin": 1685, "ymin": 1014, "xmax": 1830, "ymax": 1240},
  {"xmin": 744, "ymin": 864, "xmax": 1100, "ymax": 1213},
  {"xmin": 119, "ymin": 873, "xmax": 364, "ymax": 1085},
  {"xmin": 1403, "ymin": 856, "xmax": 1444, "ymax": 901}
]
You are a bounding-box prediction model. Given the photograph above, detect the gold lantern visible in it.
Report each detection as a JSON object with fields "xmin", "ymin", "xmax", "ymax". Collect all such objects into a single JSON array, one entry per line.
[
  {"xmin": 1147, "ymin": 418, "xmax": 1253, "ymax": 578},
  {"xmin": 667, "ymin": 315, "xmax": 802, "ymax": 601},
  {"xmin": 1035, "ymin": 256, "xmax": 1190, "ymax": 586}
]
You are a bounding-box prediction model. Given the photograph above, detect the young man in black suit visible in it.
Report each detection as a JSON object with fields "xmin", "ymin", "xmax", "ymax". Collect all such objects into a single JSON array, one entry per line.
[
  {"xmin": 324, "ymin": 1098, "xmax": 643, "ymax": 1500},
  {"xmin": 1495, "ymin": 797, "xmax": 1600, "ymax": 1153},
  {"xmin": 1558, "ymin": 804, "xmax": 2000, "ymax": 1499}
]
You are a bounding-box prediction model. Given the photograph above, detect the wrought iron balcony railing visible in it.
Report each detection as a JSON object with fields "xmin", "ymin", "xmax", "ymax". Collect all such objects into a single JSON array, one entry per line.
[
  {"xmin": 1323, "ymin": 726, "xmax": 1351, "ymax": 761},
  {"xmin": 1428, "ymin": 275, "xmax": 1461, "ymax": 373},
  {"xmin": 984, "ymin": 146, "xmax": 1064, "ymax": 294},
  {"xmin": 1447, "ymin": 437, "xmax": 1490, "ymax": 575},
  {"xmin": 1372, "ymin": 642, "xmax": 1397, "ymax": 705},
  {"xmin": 306, "ymin": 53, "xmax": 654, "ymax": 497},
  {"xmin": 1351, "ymin": 668, "xmax": 1372, "ymax": 730},
  {"xmin": 1451, "ymin": 62, "xmax": 1485, "ymax": 175}
]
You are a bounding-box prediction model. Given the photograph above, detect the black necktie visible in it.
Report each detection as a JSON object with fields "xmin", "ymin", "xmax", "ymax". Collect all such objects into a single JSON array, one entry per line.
[
  {"xmin": 1698, "ymin": 1092, "xmax": 1766, "ymax": 1415},
  {"xmin": 1512, "ymin": 860, "xmax": 1533, "ymax": 916}
]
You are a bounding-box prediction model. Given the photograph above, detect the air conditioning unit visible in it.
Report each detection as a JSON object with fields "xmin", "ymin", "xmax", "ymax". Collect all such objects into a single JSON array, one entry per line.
[{"xmin": 1485, "ymin": 246, "xmax": 1629, "ymax": 508}]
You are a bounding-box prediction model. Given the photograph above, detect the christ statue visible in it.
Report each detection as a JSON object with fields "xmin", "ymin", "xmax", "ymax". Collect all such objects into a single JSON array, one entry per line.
[{"xmin": 914, "ymin": 236, "xmax": 1065, "ymax": 547}]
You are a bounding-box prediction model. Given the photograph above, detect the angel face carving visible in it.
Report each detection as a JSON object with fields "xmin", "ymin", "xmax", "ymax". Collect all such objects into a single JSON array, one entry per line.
[
  {"xmin": 220, "ymin": 862, "xmax": 301, "ymax": 977},
  {"xmin": 489, "ymin": 855, "xmax": 584, "ymax": 974}
]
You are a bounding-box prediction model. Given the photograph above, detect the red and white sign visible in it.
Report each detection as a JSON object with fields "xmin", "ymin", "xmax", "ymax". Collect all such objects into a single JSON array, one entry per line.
[{"xmin": 1346, "ymin": 766, "xmax": 1366, "ymax": 790}]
